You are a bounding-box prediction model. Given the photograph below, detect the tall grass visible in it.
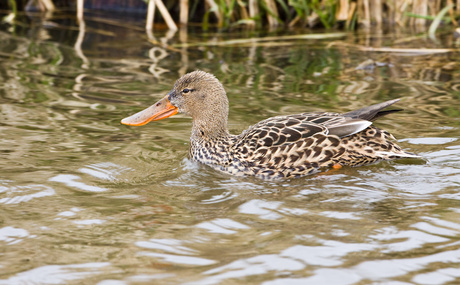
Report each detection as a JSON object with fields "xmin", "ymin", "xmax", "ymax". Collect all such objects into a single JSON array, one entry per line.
[{"xmin": 4, "ymin": 0, "xmax": 459, "ymax": 30}]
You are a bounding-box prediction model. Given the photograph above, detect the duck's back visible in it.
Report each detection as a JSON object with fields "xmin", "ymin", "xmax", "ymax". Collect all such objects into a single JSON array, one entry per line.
[{"xmin": 224, "ymin": 100, "xmax": 419, "ymax": 179}]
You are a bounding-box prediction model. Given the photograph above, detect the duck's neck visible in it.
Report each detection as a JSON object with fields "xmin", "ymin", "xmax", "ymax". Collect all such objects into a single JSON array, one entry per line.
[
  {"xmin": 191, "ymin": 114, "xmax": 230, "ymax": 142},
  {"xmin": 189, "ymin": 114, "xmax": 234, "ymax": 166}
]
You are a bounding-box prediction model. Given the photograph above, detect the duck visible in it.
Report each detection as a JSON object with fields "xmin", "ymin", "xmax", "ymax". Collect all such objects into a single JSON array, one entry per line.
[{"xmin": 121, "ymin": 70, "xmax": 419, "ymax": 180}]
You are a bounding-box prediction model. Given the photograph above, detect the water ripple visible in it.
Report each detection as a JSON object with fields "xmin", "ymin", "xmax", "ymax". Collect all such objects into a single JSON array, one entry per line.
[
  {"xmin": 0, "ymin": 262, "xmax": 112, "ymax": 285},
  {"xmin": 196, "ymin": 218, "xmax": 250, "ymax": 234},
  {"xmin": 0, "ymin": 183, "xmax": 55, "ymax": 205},
  {"xmin": 49, "ymin": 174, "xmax": 107, "ymax": 192},
  {"xmin": 0, "ymin": 227, "xmax": 30, "ymax": 245},
  {"xmin": 370, "ymin": 227, "xmax": 449, "ymax": 252},
  {"xmin": 412, "ymin": 268, "xmax": 460, "ymax": 285},
  {"xmin": 190, "ymin": 255, "xmax": 304, "ymax": 285}
]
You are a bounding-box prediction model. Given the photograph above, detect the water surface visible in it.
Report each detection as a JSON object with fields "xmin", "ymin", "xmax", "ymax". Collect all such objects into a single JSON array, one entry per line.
[{"xmin": 1, "ymin": 11, "xmax": 460, "ymax": 285}]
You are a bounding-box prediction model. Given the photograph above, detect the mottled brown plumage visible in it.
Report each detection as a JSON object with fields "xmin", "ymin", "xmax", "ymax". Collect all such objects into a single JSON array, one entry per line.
[{"xmin": 121, "ymin": 70, "xmax": 419, "ymax": 180}]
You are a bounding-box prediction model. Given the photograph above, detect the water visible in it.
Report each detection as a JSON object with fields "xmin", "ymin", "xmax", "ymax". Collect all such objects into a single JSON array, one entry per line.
[{"xmin": 1, "ymin": 11, "xmax": 460, "ymax": 285}]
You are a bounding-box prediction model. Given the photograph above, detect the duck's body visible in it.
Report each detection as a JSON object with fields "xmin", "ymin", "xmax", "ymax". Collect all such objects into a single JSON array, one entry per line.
[
  {"xmin": 187, "ymin": 107, "xmax": 416, "ymax": 179},
  {"xmin": 122, "ymin": 71, "xmax": 419, "ymax": 180}
]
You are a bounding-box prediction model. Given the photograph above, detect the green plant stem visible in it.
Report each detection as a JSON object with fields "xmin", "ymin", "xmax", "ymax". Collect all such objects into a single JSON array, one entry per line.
[
  {"xmin": 428, "ymin": 4, "xmax": 454, "ymax": 38},
  {"xmin": 9, "ymin": 0, "xmax": 17, "ymax": 16}
]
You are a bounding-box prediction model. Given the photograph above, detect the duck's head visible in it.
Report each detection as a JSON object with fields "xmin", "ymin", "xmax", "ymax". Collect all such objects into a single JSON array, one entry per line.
[{"xmin": 121, "ymin": 71, "xmax": 229, "ymax": 131}]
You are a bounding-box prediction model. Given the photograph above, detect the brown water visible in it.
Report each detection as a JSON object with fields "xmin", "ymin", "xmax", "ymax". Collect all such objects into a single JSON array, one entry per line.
[{"xmin": 1, "ymin": 11, "xmax": 460, "ymax": 285}]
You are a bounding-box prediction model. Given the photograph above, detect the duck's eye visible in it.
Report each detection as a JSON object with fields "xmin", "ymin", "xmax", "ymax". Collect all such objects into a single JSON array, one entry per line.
[{"xmin": 182, "ymin": 88, "xmax": 192, "ymax": 94}]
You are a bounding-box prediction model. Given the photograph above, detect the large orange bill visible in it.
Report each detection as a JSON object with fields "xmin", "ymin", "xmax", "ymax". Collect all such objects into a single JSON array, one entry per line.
[{"xmin": 121, "ymin": 95, "xmax": 178, "ymax": 126}]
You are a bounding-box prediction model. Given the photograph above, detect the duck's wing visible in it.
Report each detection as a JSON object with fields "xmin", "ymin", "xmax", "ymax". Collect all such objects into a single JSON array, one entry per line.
[
  {"xmin": 228, "ymin": 100, "xmax": 411, "ymax": 178},
  {"xmin": 234, "ymin": 114, "xmax": 326, "ymax": 149},
  {"xmin": 234, "ymin": 99, "xmax": 404, "ymax": 150},
  {"xmin": 234, "ymin": 113, "xmax": 372, "ymax": 150},
  {"xmin": 232, "ymin": 113, "xmax": 363, "ymax": 178}
]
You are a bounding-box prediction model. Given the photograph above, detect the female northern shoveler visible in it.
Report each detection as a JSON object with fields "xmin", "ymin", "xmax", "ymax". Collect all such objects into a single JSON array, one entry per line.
[{"xmin": 121, "ymin": 70, "xmax": 419, "ymax": 179}]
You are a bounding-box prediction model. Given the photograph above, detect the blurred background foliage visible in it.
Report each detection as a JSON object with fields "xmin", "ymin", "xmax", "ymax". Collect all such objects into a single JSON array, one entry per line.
[{"xmin": 2, "ymin": 0, "xmax": 459, "ymax": 30}]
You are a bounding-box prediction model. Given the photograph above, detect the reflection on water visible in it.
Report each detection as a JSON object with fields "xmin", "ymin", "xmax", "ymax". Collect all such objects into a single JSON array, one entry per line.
[
  {"xmin": 0, "ymin": 11, "xmax": 460, "ymax": 285},
  {"xmin": 0, "ymin": 262, "xmax": 113, "ymax": 284}
]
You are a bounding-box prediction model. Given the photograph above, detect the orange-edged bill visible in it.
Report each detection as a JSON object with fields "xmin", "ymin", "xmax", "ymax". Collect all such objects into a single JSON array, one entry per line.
[{"xmin": 121, "ymin": 95, "xmax": 178, "ymax": 126}]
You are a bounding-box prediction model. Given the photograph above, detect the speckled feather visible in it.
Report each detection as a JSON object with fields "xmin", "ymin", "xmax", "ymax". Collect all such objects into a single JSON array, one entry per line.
[{"xmin": 189, "ymin": 109, "xmax": 418, "ymax": 179}]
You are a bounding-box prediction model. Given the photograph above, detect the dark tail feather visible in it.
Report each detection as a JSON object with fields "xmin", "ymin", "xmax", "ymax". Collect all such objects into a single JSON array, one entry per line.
[
  {"xmin": 344, "ymin": 99, "xmax": 402, "ymax": 121},
  {"xmin": 371, "ymin": 109, "xmax": 403, "ymax": 120}
]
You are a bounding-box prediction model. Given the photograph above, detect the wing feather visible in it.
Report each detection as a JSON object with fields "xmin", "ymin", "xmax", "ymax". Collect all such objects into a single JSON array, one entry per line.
[
  {"xmin": 235, "ymin": 114, "xmax": 328, "ymax": 150},
  {"xmin": 235, "ymin": 113, "xmax": 373, "ymax": 151}
]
